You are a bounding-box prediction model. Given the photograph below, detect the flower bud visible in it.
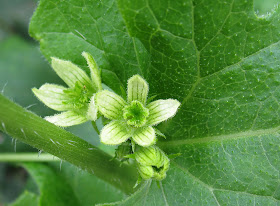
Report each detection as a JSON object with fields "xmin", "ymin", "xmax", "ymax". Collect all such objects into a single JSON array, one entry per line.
[{"xmin": 135, "ymin": 146, "xmax": 170, "ymax": 180}]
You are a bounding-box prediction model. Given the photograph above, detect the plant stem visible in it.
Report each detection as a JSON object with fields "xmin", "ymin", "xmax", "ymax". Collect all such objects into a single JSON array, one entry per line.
[
  {"xmin": 0, "ymin": 153, "xmax": 60, "ymax": 162},
  {"xmin": 0, "ymin": 94, "xmax": 138, "ymax": 194},
  {"xmin": 91, "ymin": 121, "xmax": 100, "ymax": 135}
]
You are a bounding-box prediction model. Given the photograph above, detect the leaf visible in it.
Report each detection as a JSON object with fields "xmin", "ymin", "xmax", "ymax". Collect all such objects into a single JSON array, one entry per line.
[
  {"xmin": 50, "ymin": 162, "xmax": 126, "ymax": 205},
  {"xmin": 23, "ymin": 163, "xmax": 80, "ymax": 206},
  {"xmin": 29, "ymin": 0, "xmax": 280, "ymax": 205}
]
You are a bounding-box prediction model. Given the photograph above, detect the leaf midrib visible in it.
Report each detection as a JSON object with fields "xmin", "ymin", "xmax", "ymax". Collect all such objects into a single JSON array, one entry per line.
[{"xmin": 158, "ymin": 125, "xmax": 280, "ymax": 147}]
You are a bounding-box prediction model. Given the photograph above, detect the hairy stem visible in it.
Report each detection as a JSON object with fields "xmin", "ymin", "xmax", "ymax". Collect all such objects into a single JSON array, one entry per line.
[{"xmin": 0, "ymin": 94, "xmax": 138, "ymax": 194}]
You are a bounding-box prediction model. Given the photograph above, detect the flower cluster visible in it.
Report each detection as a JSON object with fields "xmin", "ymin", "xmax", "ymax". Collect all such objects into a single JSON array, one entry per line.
[
  {"xmin": 32, "ymin": 52, "xmax": 101, "ymax": 127},
  {"xmin": 33, "ymin": 52, "xmax": 181, "ymax": 182}
]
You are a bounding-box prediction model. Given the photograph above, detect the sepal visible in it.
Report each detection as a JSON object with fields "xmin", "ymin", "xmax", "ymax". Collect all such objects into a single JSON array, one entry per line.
[
  {"xmin": 51, "ymin": 57, "xmax": 93, "ymax": 90},
  {"xmin": 32, "ymin": 84, "xmax": 72, "ymax": 111},
  {"xmin": 100, "ymin": 121, "xmax": 131, "ymax": 145},
  {"xmin": 82, "ymin": 52, "xmax": 102, "ymax": 91},
  {"xmin": 45, "ymin": 111, "xmax": 87, "ymax": 127},
  {"xmin": 127, "ymin": 75, "xmax": 149, "ymax": 104},
  {"xmin": 147, "ymin": 99, "xmax": 180, "ymax": 126},
  {"xmin": 96, "ymin": 90, "xmax": 126, "ymax": 120},
  {"xmin": 132, "ymin": 126, "xmax": 156, "ymax": 147},
  {"xmin": 86, "ymin": 95, "xmax": 98, "ymax": 121}
]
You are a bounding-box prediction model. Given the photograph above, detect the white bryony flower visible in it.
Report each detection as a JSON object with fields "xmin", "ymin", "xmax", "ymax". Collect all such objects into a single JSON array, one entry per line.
[
  {"xmin": 32, "ymin": 52, "xmax": 102, "ymax": 127},
  {"xmin": 135, "ymin": 146, "xmax": 170, "ymax": 180},
  {"xmin": 96, "ymin": 75, "xmax": 180, "ymax": 147}
]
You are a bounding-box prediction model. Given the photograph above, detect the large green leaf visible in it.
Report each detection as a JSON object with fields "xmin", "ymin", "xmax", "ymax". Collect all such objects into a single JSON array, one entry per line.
[
  {"xmin": 9, "ymin": 191, "xmax": 39, "ymax": 206},
  {"xmin": 9, "ymin": 163, "xmax": 85, "ymax": 206},
  {"xmin": 22, "ymin": 163, "xmax": 80, "ymax": 206},
  {"xmin": 28, "ymin": 0, "xmax": 280, "ymax": 205},
  {"xmin": 50, "ymin": 162, "xmax": 126, "ymax": 205}
]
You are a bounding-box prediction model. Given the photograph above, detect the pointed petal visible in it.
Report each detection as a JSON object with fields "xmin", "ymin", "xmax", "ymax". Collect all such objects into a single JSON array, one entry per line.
[
  {"xmin": 32, "ymin": 84, "xmax": 72, "ymax": 111},
  {"xmin": 96, "ymin": 90, "xmax": 126, "ymax": 120},
  {"xmin": 100, "ymin": 121, "xmax": 131, "ymax": 145},
  {"xmin": 86, "ymin": 95, "xmax": 98, "ymax": 121},
  {"xmin": 51, "ymin": 57, "xmax": 93, "ymax": 90},
  {"xmin": 127, "ymin": 75, "xmax": 148, "ymax": 104},
  {"xmin": 45, "ymin": 111, "xmax": 87, "ymax": 127},
  {"xmin": 146, "ymin": 99, "xmax": 180, "ymax": 126},
  {"xmin": 132, "ymin": 126, "xmax": 156, "ymax": 147},
  {"xmin": 82, "ymin": 52, "xmax": 102, "ymax": 91}
]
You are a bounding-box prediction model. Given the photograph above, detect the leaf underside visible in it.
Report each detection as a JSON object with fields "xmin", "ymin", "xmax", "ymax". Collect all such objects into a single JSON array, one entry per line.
[{"xmin": 29, "ymin": 0, "xmax": 280, "ymax": 205}]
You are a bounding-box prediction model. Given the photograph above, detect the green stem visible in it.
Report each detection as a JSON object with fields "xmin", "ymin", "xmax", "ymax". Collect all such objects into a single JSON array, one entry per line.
[
  {"xmin": 0, "ymin": 153, "xmax": 60, "ymax": 162},
  {"xmin": 91, "ymin": 121, "xmax": 100, "ymax": 135},
  {"xmin": 0, "ymin": 94, "xmax": 137, "ymax": 194}
]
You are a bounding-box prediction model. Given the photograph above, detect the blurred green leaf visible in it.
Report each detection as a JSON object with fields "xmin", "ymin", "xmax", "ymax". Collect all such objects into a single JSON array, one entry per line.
[
  {"xmin": 9, "ymin": 191, "xmax": 39, "ymax": 206},
  {"xmin": 0, "ymin": 0, "xmax": 37, "ymax": 40},
  {"xmin": 254, "ymin": 0, "xmax": 279, "ymax": 16},
  {"xmin": 22, "ymin": 163, "xmax": 80, "ymax": 206},
  {"xmin": 0, "ymin": 36, "xmax": 62, "ymax": 116},
  {"xmin": 51, "ymin": 162, "xmax": 126, "ymax": 205}
]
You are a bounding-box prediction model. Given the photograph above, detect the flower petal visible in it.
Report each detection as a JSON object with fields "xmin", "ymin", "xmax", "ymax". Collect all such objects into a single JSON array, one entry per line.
[
  {"xmin": 82, "ymin": 52, "xmax": 102, "ymax": 91},
  {"xmin": 100, "ymin": 121, "xmax": 131, "ymax": 145},
  {"xmin": 96, "ymin": 90, "xmax": 126, "ymax": 120},
  {"xmin": 132, "ymin": 126, "xmax": 156, "ymax": 147},
  {"xmin": 86, "ymin": 95, "xmax": 98, "ymax": 121},
  {"xmin": 32, "ymin": 84, "xmax": 72, "ymax": 111},
  {"xmin": 51, "ymin": 57, "xmax": 93, "ymax": 90},
  {"xmin": 146, "ymin": 99, "xmax": 180, "ymax": 126},
  {"xmin": 45, "ymin": 111, "xmax": 87, "ymax": 127},
  {"xmin": 127, "ymin": 75, "xmax": 148, "ymax": 104}
]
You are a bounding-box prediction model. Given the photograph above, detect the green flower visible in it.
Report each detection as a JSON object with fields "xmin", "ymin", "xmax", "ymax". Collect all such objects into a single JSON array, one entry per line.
[
  {"xmin": 32, "ymin": 52, "xmax": 102, "ymax": 127},
  {"xmin": 135, "ymin": 146, "xmax": 170, "ymax": 181},
  {"xmin": 96, "ymin": 75, "xmax": 180, "ymax": 146}
]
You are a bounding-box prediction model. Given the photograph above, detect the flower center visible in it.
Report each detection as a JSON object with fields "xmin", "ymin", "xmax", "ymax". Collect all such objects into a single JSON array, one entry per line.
[
  {"xmin": 123, "ymin": 100, "xmax": 149, "ymax": 127},
  {"xmin": 63, "ymin": 82, "xmax": 92, "ymax": 109}
]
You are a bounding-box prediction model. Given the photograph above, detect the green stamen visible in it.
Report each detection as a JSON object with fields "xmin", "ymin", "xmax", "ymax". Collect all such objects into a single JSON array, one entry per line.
[
  {"xmin": 123, "ymin": 100, "xmax": 149, "ymax": 127},
  {"xmin": 63, "ymin": 82, "xmax": 92, "ymax": 109}
]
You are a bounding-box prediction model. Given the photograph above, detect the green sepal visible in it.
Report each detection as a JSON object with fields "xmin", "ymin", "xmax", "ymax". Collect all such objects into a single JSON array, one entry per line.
[
  {"xmin": 86, "ymin": 94, "xmax": 98, "ymax": 121},
  {"xmin": 32, "ymin": 84, "xmax": 72, "ymax": 111},
  {"xmin": 127, "ymin": 75, "xmax": 149, "ymax": 105},
  {"xmin": 96, "ymin": 90, "xmax": 126, "ymax": 120},
  {"xmin": 133, "ymin": 176, "xmax": 143, "ymax": 188},
  {"xmin": 45, "ymin": 111, "xmax": 87, "ymax": 127},
  {"xmin": 100, "ymin": 120, "xmax": 131, "ymax": 145},
  {"xmin": 82, "ymin": 52, "xmax": 102, "ymax": 91},
  {"xmin": 146, "ymin": 99, "xmax": 181, "ymax": 126},
  {"xmin": 132, "ymin": 126, "xmax": 156, "ymax": 147},
  {"xmin": 51, "ymin": 57, "xmax": 93, "ymax": 91},
  {"xmin": 154, "ymin": 128, "xmax": 166, "ymax": 139}
]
